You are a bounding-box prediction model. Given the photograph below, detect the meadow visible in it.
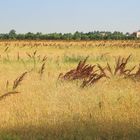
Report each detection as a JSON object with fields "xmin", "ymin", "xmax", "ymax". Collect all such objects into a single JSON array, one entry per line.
[{"xmin": 0, "ymin": 40, "xmax": 140, "ymax": 140}]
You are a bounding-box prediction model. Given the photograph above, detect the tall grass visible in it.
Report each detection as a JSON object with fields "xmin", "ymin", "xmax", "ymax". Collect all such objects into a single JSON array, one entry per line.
[{"xmin": 0, "ymin": 40, "xmax": 140, "ymax": 140}]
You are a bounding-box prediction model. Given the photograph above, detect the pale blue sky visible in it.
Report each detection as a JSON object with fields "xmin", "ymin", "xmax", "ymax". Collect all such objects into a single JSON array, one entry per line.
[{"xmin": 0, "ymin": 0, "xmax": 140, "ymax": 33}]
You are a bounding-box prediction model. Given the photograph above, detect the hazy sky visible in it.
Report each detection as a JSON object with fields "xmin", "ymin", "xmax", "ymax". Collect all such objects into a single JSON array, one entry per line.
[{"xmin": 0, "ymin": 0, "xmax": 140, "ymax": 33}]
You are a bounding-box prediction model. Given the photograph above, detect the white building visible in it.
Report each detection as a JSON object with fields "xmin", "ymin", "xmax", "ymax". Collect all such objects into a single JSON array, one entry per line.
[
  {"xmin": 133, "ymin": 31, "xmax": 140, "ymax": 38},
  {"xmin": 136, "ymin": 31, "xmax": 140, "ymax": 38}
]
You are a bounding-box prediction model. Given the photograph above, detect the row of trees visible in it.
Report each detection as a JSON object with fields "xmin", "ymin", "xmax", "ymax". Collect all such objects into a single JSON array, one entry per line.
[{"xmin": 0, "ymin": 30, "xmax": 137, "ymax": 40}]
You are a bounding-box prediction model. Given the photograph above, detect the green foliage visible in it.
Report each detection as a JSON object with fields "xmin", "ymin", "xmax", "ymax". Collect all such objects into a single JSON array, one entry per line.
[
  {"xmin": 63, "ymin": 55, "xmax": 85, "ymax": 63},
  {"xmin": 0, "ymin": 134, "xmax": 20, "ymax": 140},
  {"xmin": 9, "ymin": 29, "xmax": 16, "ymax": 39},
  {"xmin": 0, "ymin": 29, "xmax": 138, "ymax": 40}
]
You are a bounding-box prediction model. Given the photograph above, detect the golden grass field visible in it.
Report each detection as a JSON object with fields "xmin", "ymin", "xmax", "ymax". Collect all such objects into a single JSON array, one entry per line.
[{"xmin": 0, "ymin": 40, "xmax": 140, "ymax": 140}]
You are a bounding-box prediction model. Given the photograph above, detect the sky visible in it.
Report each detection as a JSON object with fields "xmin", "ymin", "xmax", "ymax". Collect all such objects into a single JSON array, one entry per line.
[{"xmin": 0, "ymin": 0, "xmax": 140, "ymax": 33}]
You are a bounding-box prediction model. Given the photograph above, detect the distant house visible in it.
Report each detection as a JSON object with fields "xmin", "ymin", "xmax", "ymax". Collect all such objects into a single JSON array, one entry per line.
[
  {"xmin": 100, "ymin": 32, "xmax": 106, "ymax": 36},
  {"xmin": 133, "ymin": 31, "xmax": 140, "ymax": 38},
  {"xmin": 136, "ymin": 31, "xmax": 140, "ymax": 38}
]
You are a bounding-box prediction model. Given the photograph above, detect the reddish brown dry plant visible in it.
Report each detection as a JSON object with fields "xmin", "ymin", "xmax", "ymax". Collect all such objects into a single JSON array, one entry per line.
[
  {"xmin": 131, "ymin": 64, "xmax": 140, "ymax": 80},
  {"xmin": 101, "ymin": 55, "xmax": 140, "ymax": 81},
  {"xmin": 135, "ymin": 65, "xmax": 140, "ymax": 77},
  {"xmin": 62, "ymin": 56, "xmax": 94, "ymax": 80},
  {"xmin": 81, "ymin": 73, "xmax": 105, "ymax": 88},
  {"xmin": 60, "ymin": 57, "xmax": 106, "ymax": 87},
  {"xmin": 13, "ymin": 72, "xmax": 28, "ymax": 90},
  {"xmin": 59, "ymin": 55, "xmax": 140, "ymax": 88},
  {"xmin": 114, "ymin": 55, "xmax": 132, "ymax": 76},
  {"xmin": 99, "ymin": 55, "xmax": 136, "ymax": 79}
]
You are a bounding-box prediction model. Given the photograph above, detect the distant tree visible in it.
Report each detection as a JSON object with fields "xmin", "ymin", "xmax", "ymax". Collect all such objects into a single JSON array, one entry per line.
[
  {"xmin": 73, "ymin": 31, "xmax": 82, "ymax": 40},
  {"xmin": 36, "ymin": 32, "xmax": 42, "ymax": 40},
  {"xmin": 0, "ymin": 34, "xmax": 9, "ymax": 39},
  {"xmin": 16, "ymin": 34, "xmax": 25, "ymax": 40},
  {"xmin": 25, "ymin": 32, "xmax": 35, "ymax": 39},
  {"xmin": 9, "ymin": 29, "xmax": 16, "ymax": 39},
  {"xmin": 63, "ymin": 33, "xmax": 73, "ymax": 40},
  {"xmin": 81, "ymin": 34, "xmax": 89, "ymax": 40}
]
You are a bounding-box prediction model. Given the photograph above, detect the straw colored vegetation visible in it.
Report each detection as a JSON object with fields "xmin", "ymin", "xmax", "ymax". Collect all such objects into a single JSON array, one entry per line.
[{"xmin": 0, "ymin": 40, "xmax": 140, "ymax": 140}]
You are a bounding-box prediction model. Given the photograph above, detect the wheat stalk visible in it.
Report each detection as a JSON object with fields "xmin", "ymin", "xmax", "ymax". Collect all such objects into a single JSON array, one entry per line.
[
  {"xmin": 17, "ymin": 52, "xmax": 20, "ymax": 61},
  {"xmin": 4, "ymin": 47, "xmax": 9, "ymax": 52},
  {"xmin": 6, "ymin": 80, "xmax": 9, "ymax": 91},
  {"xmin": 42, "ymin": 56, "xmax": 47, "ymax": 62},
  {"xmin": 39, "ymin": 62, "xmax": 46, "ymax": 79},
  {"xmin": 26, "ymin": 52, "xmax": 32, "ymax": 58},
  {"xmin": 0, "ymin": 91, "xmax": 20, "ymax": 101},
  {"xmin": 13, "ymin": 72, "xmax": 28, "ymax": 90}
]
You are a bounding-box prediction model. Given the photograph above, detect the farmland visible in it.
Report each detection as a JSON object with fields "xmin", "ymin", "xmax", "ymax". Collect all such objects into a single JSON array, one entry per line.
[{"xmin": 0, "ymin": 40, "xmax": 140, "ymax": 140}]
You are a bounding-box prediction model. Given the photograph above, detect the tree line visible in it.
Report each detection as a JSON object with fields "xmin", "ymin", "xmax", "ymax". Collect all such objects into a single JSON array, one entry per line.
[{"xmin": 0, "ymin": 30, "xmax": 137, "ymax": 40}]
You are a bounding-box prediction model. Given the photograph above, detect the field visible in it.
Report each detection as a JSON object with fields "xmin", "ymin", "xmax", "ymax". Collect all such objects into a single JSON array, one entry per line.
[{"xmin": 0, "ymin": 40, "xmax": 140, "ymax": 140}]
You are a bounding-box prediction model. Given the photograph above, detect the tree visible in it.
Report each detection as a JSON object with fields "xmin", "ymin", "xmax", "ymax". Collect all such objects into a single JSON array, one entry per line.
[
  {"xmin": 9, "ymin": 29, "xmax": 16, "ymax": 39},
  {"xmin": 25, "ymin": 32, "xmax": 35, "ymax": 39},
  {"xmin": 73, "ymin": 31, "xmax": 82, "ymax": 40},
  {"xmin": 63, "ymin": 33, "xmax": 73, "ymax": 40}
]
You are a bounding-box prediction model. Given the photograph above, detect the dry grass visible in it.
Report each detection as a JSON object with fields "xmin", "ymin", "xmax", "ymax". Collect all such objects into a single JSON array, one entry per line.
[{"xmin": 0, "ymin": 40, "xmax": 140, "ymax": 140}]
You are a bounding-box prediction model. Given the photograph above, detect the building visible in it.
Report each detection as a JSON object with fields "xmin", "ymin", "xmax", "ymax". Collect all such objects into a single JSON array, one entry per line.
[
  {"xmin": 136, "ymin": 31, "xmax": 140, "ymax": 38},
  {"xmin": 133, "ymin": 31, "xmax": 140, "ymax": 38}
]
